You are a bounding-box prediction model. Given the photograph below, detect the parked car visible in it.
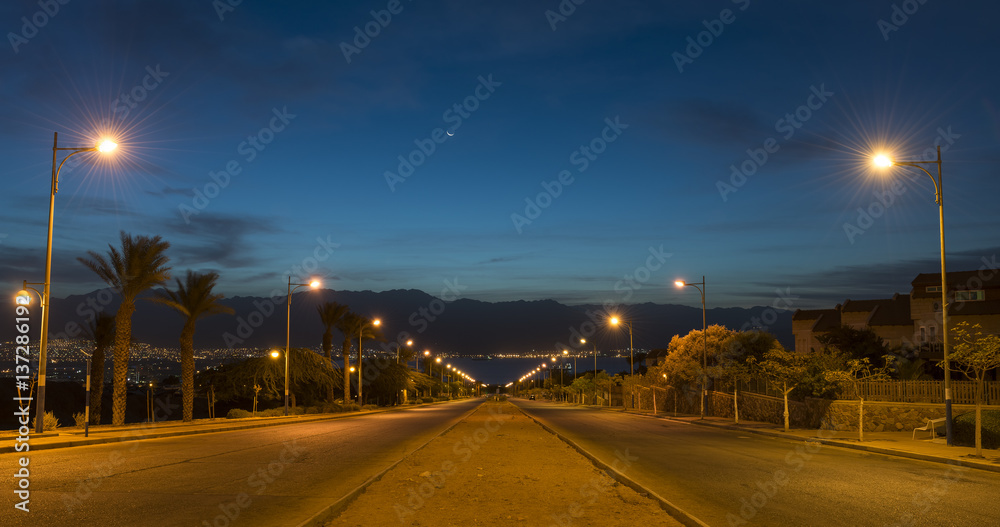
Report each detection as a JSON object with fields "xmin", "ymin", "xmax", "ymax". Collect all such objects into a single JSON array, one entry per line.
[{"xmin": 529, "ymin": 395, "xmax": 536, "ymax": 400}]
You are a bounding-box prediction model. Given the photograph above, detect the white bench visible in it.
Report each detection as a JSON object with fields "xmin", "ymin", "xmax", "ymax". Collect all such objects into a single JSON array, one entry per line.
[{"xmin": 912, "ymin": 417, "xmax": 946, "ymax": 440}]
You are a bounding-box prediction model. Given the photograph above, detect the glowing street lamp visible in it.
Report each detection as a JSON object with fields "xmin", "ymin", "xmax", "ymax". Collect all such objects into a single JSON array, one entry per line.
[
  {"xmin": 35, "ymin": 133, "xmax": 119, "ymax": 433},
  {"xmin": 873, "ymin": 146, "xmax": 953, "ymax": 445},
  {"xmin": 284, "ymin": 277, "xmax": 320, "ymax": 415},
  {"xmin": 609, "ymin": 317, "xmax": 635, "ymax": 377},
  {"xmin": 677, "ymin": 277, "xmax": 707, "ymax": 419}
]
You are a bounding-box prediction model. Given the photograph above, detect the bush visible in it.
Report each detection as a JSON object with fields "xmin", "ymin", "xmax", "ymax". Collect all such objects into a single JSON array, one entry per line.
[
  {"xmin": 342, "ymin": 403, "xmax": 360, "ymax": 412},
  {"xmin": 305, "ymin": 406, "xmax": 320, "ymax": 414},
  {"xmin": 954, "ymin": 410, "xmax": 1000, "ymax": 450},
  {"xmin": 73, "ymin": 412, "xmax": 87, "ymax": 427},
  {"xmin": 421, "ymin": 397, "xmax": 435, "ymax": 403},
  {"xmin": 31, "ymin": 411, "xmax": 60, "ymax": 431},
  {"xmin": 321, "ymin": 402, "xmax": 344, "ymax": 413},
  {"xmin": 362, "ymin": 404, "xmax": 379, "ymax": 411},
  {"xmin": 227, "ymin": 409, "xmax": 252, "ymax": 419}
]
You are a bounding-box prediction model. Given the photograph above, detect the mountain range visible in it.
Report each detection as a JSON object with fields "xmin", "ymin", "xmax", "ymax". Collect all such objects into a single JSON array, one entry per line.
[{"xmin": 7, "ymin": 288, "xmax": 793, "ymax": 355}]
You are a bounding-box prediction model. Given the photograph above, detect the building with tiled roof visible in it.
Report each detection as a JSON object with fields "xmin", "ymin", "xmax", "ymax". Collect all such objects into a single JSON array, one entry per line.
[{"xmin": 792, "ymin": 268, "xmax": 1000, "ymax": 354}]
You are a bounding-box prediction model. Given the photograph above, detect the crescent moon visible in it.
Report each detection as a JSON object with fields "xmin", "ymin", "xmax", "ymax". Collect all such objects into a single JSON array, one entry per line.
[{"xmin": 447, "ymin": 130, "xmax": 454, "ymax": 136}]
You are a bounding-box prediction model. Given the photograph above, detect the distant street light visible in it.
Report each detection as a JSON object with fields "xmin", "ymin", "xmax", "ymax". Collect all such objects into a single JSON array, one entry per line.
[
  {"xmin": 609, "ymin": 317, "xmax": 634, "ymax": 376},
  {"xmin": 284, "ymin": 277, "xmax": 320, "ymax": 415},
  {"xmin": 873, "ymin": 146, "xmax": 952, "ymax": 446},
  {"xmin": 676, "ymin": 277, "xmax": 707, "ymax": 419},
  {"xmin": 36, "ymin": 132, "xmax": 118, "ymax": 433}
]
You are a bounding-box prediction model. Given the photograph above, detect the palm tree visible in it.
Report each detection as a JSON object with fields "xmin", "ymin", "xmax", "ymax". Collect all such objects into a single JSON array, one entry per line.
[
  {"xmin": 153, "ymin": 271, "xmax": 234, "ymax": 421},
  {"xmin": 317, "ymin": 301, "xmax": 349, "ymax": 401},
  {"xmin": 78, "ymin": 231, "xmax": 171, "ymax": 425},
  {"xmin": 354, "ymin": 317, "xmax": 384, "ymax": 405},
  {"xmin": 83, "ymin": 312, "xmax": 115, "ymax": 425},
  {"xmin": 336, "ymin": 312, "xmax": 362, "ymax": 403}
]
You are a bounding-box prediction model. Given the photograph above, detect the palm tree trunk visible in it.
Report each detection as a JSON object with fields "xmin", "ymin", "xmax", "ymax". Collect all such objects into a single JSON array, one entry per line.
[
  {"xmin": 90, "ymin": 344, "xmax": 106, "ymax": 425},
  {"xmin": 341, "ymin": 336, "xmax": 351, "ymax": 403},
  {"xmin": 180, "ymin": 321, "xmax": 196, "ymax": 422},
  {"xmin": 112, "ymin": 301, "xmax": 135, "ymax": 426}
]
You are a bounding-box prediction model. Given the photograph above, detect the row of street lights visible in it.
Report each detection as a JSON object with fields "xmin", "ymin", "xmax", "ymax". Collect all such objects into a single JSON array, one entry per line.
[{"xmin": 18, "ymin": 129, "xmax": 953, "ymax": 445}]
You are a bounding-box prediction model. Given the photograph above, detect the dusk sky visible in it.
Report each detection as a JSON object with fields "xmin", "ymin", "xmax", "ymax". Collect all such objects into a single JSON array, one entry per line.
[{"xmin": 2, "ymin": 0, "xmax": 999, "ymax": 311}]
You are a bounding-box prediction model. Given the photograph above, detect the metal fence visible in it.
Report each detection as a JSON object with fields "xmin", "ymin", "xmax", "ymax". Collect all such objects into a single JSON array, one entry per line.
[{"xmin": 841, "ymin": 380, "xmax": 999, "ymax": 405}]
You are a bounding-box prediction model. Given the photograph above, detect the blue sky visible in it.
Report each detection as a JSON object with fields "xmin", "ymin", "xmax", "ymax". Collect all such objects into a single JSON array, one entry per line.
[{"xmin": 1, "ymin": 0, "xmax": 999, "ymax": 311}]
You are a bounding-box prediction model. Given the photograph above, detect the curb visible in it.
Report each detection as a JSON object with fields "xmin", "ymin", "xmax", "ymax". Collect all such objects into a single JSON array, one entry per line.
[
  {"xmin": 295, "ymin": 399, "xmax": 487, "ymax": 527},
  {"xmin": 513, "ymin": 403, "xmax": 710, "ymax": 527},
  {"xmin": 0, "ymin": 400, "xmax": 464, "ymax": 454},
  {"xmin": 593, "ymin": 405, "xmax": 1000, "ymax": 474}
]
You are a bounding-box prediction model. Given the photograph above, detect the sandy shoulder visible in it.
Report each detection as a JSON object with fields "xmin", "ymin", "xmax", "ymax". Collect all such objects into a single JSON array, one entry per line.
[{"xmin": 325, "ymin": 400, "xmax": 681, "ymax": 527}]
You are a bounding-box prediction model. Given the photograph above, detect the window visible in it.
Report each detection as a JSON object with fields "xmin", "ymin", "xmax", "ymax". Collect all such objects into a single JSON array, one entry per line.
[
  {"xmin": 929, "ymin": 326, "xmax": 937, "ymax": 341},
  {"xmin": 926, "ymin": 286, "xmax": 942, "ymax": 293},
  {"xmin": 954, "ymin": 290, "xmax": 985, "ymax": 302},
  {"xmin": 919, "ymin": 327, "xmax": 926, "ymax": 343}
]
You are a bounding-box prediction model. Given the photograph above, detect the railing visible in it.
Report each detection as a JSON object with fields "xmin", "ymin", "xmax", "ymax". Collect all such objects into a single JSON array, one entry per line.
[{"xmin": 841, "ymin": 380, "xmax": 999, "ymax": 405}]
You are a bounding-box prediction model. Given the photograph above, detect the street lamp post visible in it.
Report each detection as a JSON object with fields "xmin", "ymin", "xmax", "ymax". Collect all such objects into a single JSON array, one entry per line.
[
  {"xmin": 610, "ymin": 317, "xmax": 635, "ymax": 408},
  {"xmin": 36, "ymin": 133, "xmax": 117, "ymax": 433},
  {"xmin": 357, "ymin": 318, "xmax": 381, "ymax": 405},
  {"xmin": 285, "ymin": 277, "xmax": 320, "ymax": 416},
  {"xmin": 874, "ymin": 147, "xmax": 952, "ymax": 445},
  {"xmin": 676, "ymin": 277, "xmax": 707, "ymax": 419}
]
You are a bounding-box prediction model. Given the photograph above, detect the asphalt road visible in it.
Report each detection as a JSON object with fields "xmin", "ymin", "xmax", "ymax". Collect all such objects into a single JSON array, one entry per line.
[
  {"xmin": 1, "ymin": 399, "xmax": 482, "ymax": 527},
  {"xmin": 513, "ymin": 399, "xmax": 1000, "ymax": 527}
]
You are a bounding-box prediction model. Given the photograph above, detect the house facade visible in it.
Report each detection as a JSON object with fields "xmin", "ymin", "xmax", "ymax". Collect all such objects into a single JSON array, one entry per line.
[{"xmin": 792, "ymin": 268, "xmax": 1000, "ymax": 354}]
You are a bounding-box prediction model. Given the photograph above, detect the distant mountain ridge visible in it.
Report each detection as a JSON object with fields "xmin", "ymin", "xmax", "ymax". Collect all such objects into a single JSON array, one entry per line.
[{"xmin": 6, "ymin": 288, "xmax": 792, "ymax": 354}]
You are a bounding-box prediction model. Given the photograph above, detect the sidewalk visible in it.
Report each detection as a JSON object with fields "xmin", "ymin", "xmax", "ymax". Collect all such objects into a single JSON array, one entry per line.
[
  {"xmin": 590, "ymin": 404, "xmax": 1000, "ymax": 473},
  {"xmin": 0, "ymin": 407, "xmax": 395, "ymax": 454}
]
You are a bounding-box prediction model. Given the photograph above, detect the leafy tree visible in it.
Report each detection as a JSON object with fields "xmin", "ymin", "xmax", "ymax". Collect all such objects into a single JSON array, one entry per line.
[
  {"xmin": 317, "ymin": 301, "xmax": 349, "ymax": 400},
  {"xmin": 78, "ymin": 231, "xmax": 171, "ymax": 425},
  {"xmin": 569, "ymin": 375, "xmax": 596, "ymax": 404},
  {"xmin": 824, "ymin": 357, "xmax": 891, "ymax": 441},
  {"xmin": 196, "ymin": 347, "xmax": 339, "ymax": 405},
  {"xmin": 817, "ymin": 326, "xmax": 894, "ymax": 362},
  {"xmin": 83, "ymin": 312, "xmax": 114, "ymax": 425},
  {"xmin": 750, "ymin": 344, "xmax": 809, "ymax": 432},
  {"xmin": 153, "ymin": 271, "xmax": 234, "ymax": 422},
  {"xmin": 364, "ymin": 360, "xmax": 413, "ymax": 405},
  {"xmin": 335, "ymin": 312, "xmax": 361, "ymax": 402},
  {"xmin": 951, "ymin": 321, "xmax": 1000, "ymax": 457}
]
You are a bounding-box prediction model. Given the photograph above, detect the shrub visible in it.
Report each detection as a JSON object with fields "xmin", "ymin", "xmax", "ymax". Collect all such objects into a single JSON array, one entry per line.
[
  {"xmin": 31, "ymin": 411, "xmax": 60, "ymax": 431},
  {"xmin": 321, "ymin": 402, "xmax": 343, "ymax": 413},
  {"xmin": 73, "ymin": 412, "xmax": 87, "ymax": 427},
  {"xmin": 953, "ymin": 410, "xmax": 1000, "ymax": 450},
  {"xmin": 362, "ymin": 404, "xmax": 379, "ymax": 411},
  {"xmin": 342, "ymin": 403, "xmax": 360, "ymax": 412},
  {"xmin": 305, "ymin": 406, "xmax": 320, "ymax": 414},
  {"xmin": 227, "ymin": 409, "xmax": 252, "ymax": 419},
  {"xmin": 421, "ymin": 397, "xmax": 435, "ymax": 404}
]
